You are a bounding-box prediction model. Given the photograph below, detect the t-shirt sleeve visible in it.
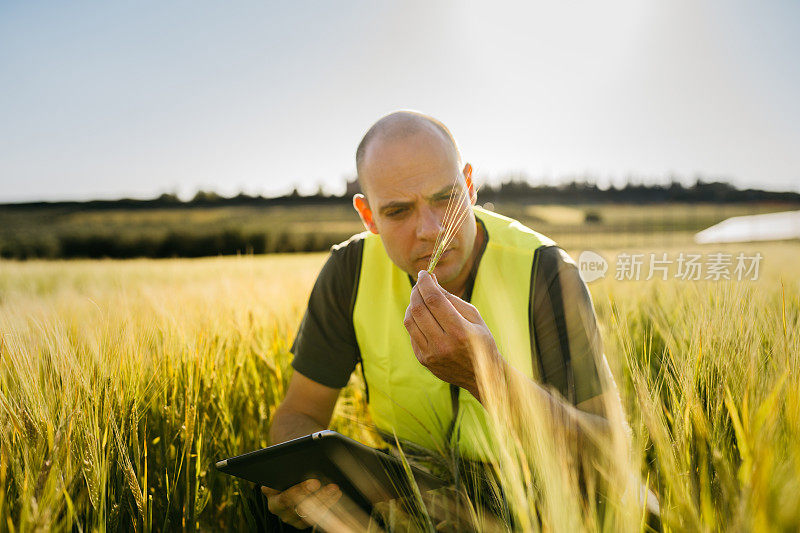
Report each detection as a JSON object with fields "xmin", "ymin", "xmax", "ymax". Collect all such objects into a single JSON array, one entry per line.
[
  {"xmin": 531, "ymin": 246, "xmax": 604, "ymax": 406},
  {"xmin": 290, "ymin": 238, "xmax": 363, "ymax": 388}
]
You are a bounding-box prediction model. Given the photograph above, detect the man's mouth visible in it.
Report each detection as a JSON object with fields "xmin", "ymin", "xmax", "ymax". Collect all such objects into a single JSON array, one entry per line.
[{"xmin": 418, "ymin": 248, "xmax": 453, "ymax": 263}]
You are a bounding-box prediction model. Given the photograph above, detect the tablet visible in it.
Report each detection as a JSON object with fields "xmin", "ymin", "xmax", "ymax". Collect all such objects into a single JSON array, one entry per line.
[{"xmin": 215, "ymin": 430, "xmax": 446, "ymax": 512}]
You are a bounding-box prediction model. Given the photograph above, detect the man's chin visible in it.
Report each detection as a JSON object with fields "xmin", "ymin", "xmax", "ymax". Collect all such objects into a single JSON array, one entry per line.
[{"xmin": 429, "ymin": 262, "xmax": 460, "ymax": 284}]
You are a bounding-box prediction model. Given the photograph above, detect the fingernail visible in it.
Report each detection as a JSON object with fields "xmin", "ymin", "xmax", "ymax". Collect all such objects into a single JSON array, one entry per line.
[
  {"xmin": 418, "ymin": 270, "xmax": 427, "ymax": 280},
  {"xmin": 327, "ymin": 484, "xmax": 339, "ymax": 493},
  {"xmin": 305, "ymin": 479, "xmax": 320, "ymax": 491}
]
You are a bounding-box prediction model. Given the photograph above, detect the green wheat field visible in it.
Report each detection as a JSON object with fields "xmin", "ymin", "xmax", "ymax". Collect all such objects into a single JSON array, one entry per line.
[{"xmin": 1, "ymin": 238, "xmax": 798, "ymax": 531}]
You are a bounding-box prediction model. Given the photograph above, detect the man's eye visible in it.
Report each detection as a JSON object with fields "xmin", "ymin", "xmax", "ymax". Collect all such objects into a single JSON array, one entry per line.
[{"xmin": 385, "ymin": 208, "xmax": 408, "ymax": 218}]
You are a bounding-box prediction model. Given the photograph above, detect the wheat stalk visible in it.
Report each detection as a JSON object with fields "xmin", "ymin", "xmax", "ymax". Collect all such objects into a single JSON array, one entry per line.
[{"xmin": 426, "ymin": 175, "xmax": 474, "ymax": 273}]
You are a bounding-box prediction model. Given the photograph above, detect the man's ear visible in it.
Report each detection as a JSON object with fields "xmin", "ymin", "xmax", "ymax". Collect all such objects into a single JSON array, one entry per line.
[
  {"xmin": 463, "ymin": 163, "xmax": 477, "ymax": 205},
  {"xmin": 353, "ymin": 193, "xmax": 379, "ymax": 234}
]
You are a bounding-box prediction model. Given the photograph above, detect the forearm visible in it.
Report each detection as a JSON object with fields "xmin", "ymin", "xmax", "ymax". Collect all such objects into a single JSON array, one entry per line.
[
  {"xmin": 473, "ymin": 355, "xmax": 612, "ymax": 456},
  {"xmin": 523, "ymin": 363, "xmax": 605, "ymax": 427},
  {"xmin": 269, "ymin": 405, "xmax": 327, "ymax": 444}
]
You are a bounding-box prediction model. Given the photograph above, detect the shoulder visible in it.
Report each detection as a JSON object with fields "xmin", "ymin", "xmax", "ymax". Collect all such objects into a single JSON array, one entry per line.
[
  {"xmin": 331, "ymin": 231, "xmax": 369, "ymax": 254},
  {"xmin": 534, "ymin": 245, "xmax": 576, "ymax": 268},
  {"xmin": 533, "ymin": 245, "xmax": 580, "ymax": 286},
  {"xmin": 476, "ymin": 207, "xmax": 556, "ymax": 253},
  {"xmin": 319, "ymin": 232, "xmax": 367, "ymax": 281}
]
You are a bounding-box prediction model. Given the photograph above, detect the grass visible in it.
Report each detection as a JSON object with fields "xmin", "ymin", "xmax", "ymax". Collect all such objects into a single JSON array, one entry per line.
[{"xmin": 0, "ymin": 239, "xmax": 798, "ymax": 531}]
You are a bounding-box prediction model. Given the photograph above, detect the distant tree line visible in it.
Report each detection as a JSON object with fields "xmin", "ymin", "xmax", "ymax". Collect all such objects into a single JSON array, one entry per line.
[
  {"xmin": 477, "ymin": 179, "xmax": 800, "ymax": 204},
  {"xmin": 3, "ymin": 177, "xmax": 799, "ymax": 212}
]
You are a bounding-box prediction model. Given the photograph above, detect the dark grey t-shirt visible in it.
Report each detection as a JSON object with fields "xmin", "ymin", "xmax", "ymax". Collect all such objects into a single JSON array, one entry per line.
[{"xmin": 291, "ymin": 219, "xmax": 604, "ymax": 405}]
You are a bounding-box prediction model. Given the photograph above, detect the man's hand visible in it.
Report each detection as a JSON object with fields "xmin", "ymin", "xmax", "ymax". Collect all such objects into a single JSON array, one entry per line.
[
  {"xmin": 403, "ymin": 270, "xmax": 503, "ymax": 401},
  {"xmin": 261, "ymin": 479, "xmax": 342, "ymax": 529}
]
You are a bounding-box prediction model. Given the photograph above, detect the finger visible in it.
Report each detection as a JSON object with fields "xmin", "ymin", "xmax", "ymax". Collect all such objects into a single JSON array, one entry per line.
[
  {"xmin": 274, "ymin": 496, "xmax": 313, "ymax": 529},
  {"xmin": 271, "ymin": 501, "xmax": 309, "ymax": 530},
  {"xmin": 261, "ymin": 486, "xmax": 279, "ymax": 497},
  {"xmin": 291, "ymin": 483, "xmax": 341, "ymax": 529},
  {"xmin": 304, "ymin": 483, "xmax": 342, "ymax": 515},
  {"xmin": 269, "ymin": 479, "xmax": 320, "ymax": 515},
  {"xmin": 441, "ymin": 290, "xmax": 482, "ymax": 323},
  {"xmin": 404, "ymin": 306, "xmax": 429, "ymax": 352},
  {"xmin": 285, "ymin": 479, "xmax": 320, "ymax": 505},
  {"xmin": 416, "ymin": 271, "xmax": 462, "ymax": 329},
  {"xmin": 317, "ymin": 483, "xmax": 342, "ymax": 508},
  {"xmin": 300, "ymin": 484, "xmax": 343, "ymax": 529},
  {"xmin": 406, "ymin": 286, "xmax": 443, "ymax": 338},
  {"xmin": 284, "ymin": 515, "xmax": 310, "ymax": 530}
]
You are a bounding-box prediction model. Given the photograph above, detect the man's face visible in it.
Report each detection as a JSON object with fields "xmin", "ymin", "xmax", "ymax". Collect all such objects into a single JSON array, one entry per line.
[{"xmin": 357, "ymin": 130, "xmax": 477, "ymax": 285}]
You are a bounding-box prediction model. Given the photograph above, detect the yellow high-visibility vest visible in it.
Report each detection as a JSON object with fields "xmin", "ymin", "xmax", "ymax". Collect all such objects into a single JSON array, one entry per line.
[{"xmin": 353, "ymin": 206, "xmax": 554, "ymax": 460}]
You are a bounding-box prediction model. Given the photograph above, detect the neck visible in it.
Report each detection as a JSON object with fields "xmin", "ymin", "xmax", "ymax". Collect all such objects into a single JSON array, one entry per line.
[{"xmin": 441, "ymin": 220, "xmax": 485, "ymax": 298}]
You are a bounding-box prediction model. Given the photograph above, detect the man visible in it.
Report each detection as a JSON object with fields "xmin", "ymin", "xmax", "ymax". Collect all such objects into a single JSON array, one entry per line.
[{"xmin": 260, "ymin": 110, "xmax": 621, "ymax": 530}]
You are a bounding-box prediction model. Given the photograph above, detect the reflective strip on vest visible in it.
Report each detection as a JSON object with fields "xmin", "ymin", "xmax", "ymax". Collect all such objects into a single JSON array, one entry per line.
[{"xmin": 352, "ymin": 206, "xmax": 554, "ymax": 460}]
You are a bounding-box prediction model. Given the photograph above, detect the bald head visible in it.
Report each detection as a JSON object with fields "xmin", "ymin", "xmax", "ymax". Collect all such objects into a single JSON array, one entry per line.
[{"xmin": 355, "ymin": 111, "xmax": 461, "ymax": 194}]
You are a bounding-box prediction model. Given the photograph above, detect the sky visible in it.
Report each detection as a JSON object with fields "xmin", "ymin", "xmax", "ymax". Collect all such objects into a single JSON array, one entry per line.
[{"xmin": 1, "ymin": 0, "xmax": 798, "ymax": 203}]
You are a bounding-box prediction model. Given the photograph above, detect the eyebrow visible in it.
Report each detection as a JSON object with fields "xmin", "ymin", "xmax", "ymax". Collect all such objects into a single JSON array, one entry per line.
[{"xmin": 377, "ymin": 185, "xmax": 456, "ymax": 215}]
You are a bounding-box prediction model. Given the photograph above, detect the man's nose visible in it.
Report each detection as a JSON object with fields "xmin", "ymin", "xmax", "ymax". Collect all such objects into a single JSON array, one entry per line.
[{"xmin": 416, "ymin": 205, "xmax": 443, "ymax": 242}]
